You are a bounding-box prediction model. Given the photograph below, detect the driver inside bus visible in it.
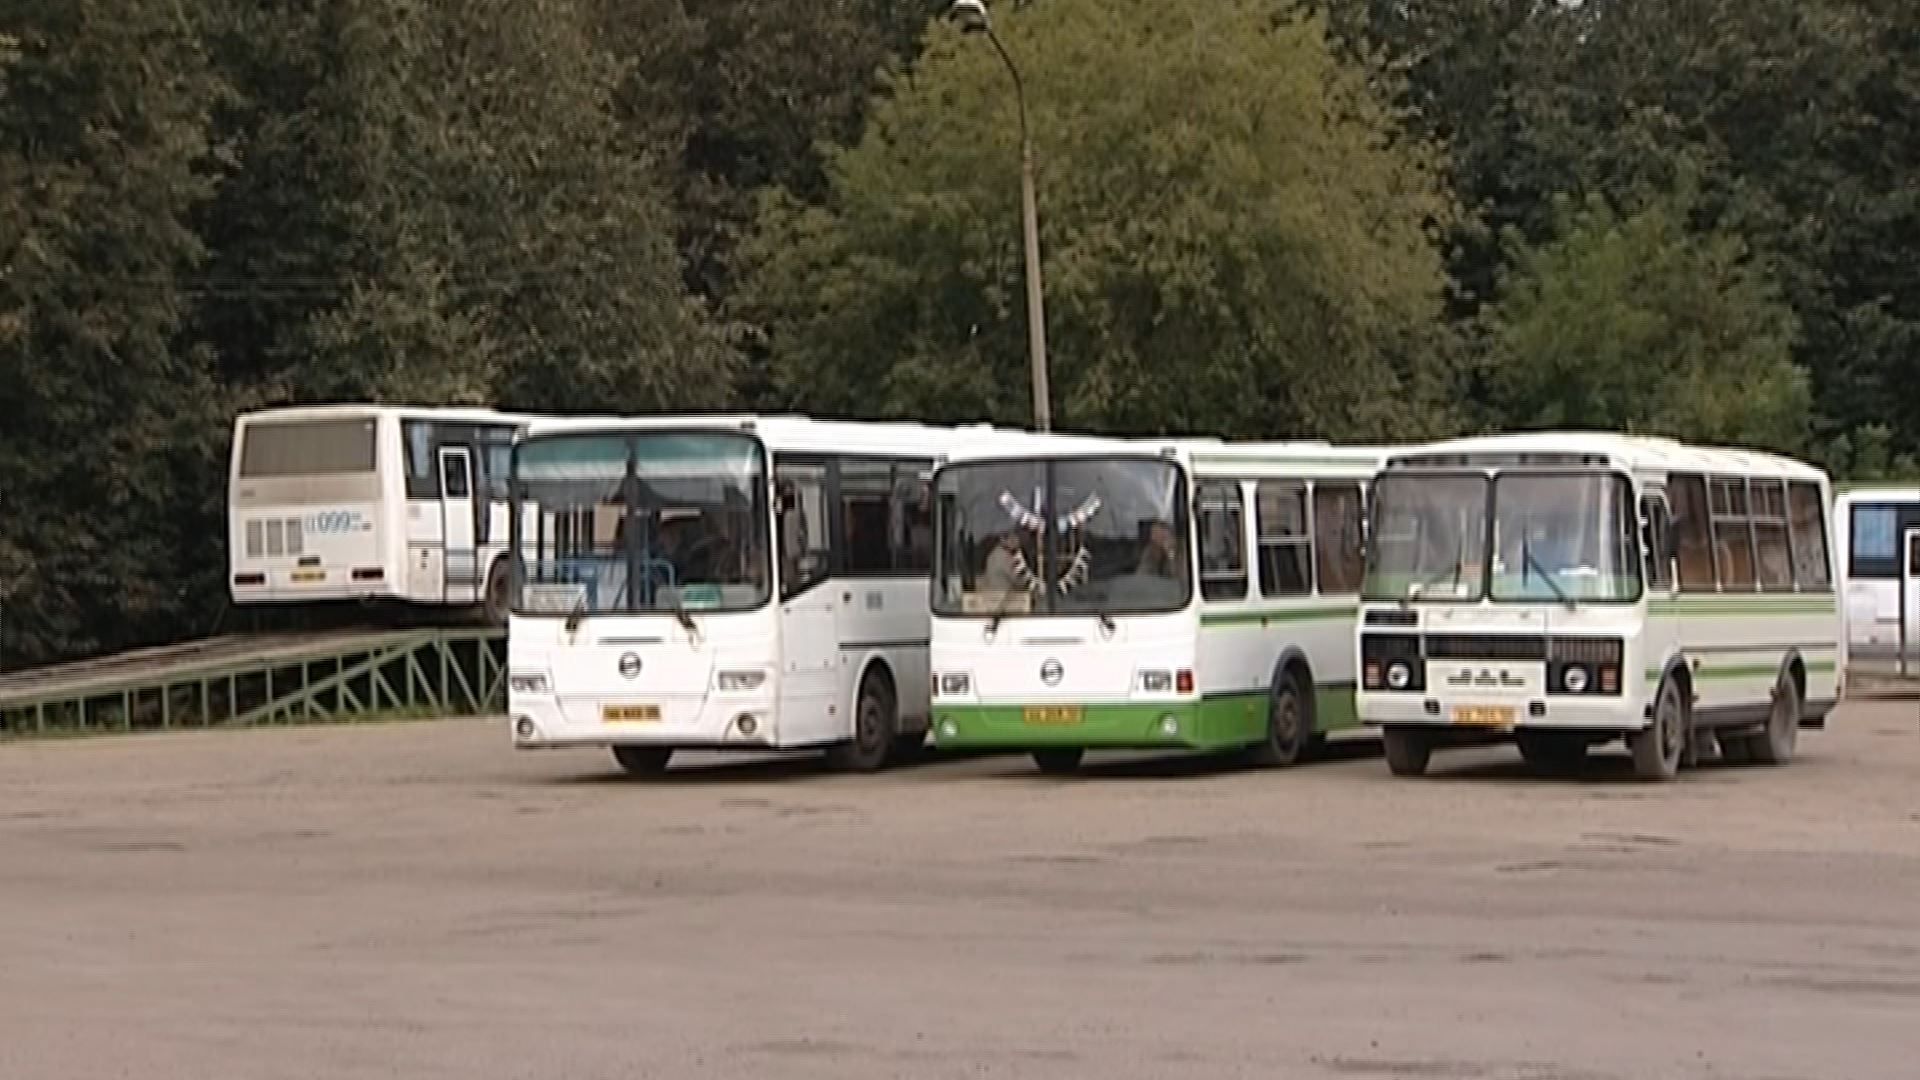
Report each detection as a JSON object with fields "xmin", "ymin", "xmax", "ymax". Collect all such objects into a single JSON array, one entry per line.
[
  {"xmin": 1137, "ymin": 519, "xmax": 1181, "ymax": 578},
  {"xmin": 980, "ymin": 530, "xmax": 1028, "ymax": 593}
]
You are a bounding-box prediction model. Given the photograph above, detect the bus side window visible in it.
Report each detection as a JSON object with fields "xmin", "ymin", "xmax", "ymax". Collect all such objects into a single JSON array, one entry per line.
[
  {"xmin": 776, "ymin": 464, "xmax": 830, "ymax": 599},
  {"xmin": 1255, "ymin": 481, "xmax": 1311, "ymax": 597},
  {"xmin": 1196, "ymin": 481, "xmax": 1248, "ymax": 601},
  {"xmin": 1312, "ymin": 482, "xmax": 1365, "ymax": 595},
  {"xmin": 1786, "ymin": 483, "xmax": 1830, "ymax": 589},
  {"xmin": 1641, "ymin": 495, "xmax": 1674, "ymax": 592},
  {"xmin": 1668, "ymin": 473, "xmax": 1716, "ymax": 592}
]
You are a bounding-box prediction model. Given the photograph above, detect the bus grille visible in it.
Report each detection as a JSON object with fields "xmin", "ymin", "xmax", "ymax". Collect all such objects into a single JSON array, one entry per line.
[
  {"xmin": 245, "ymin": 517, "xmax": 306, "ymax": 558},
  {"xmin": 1422, "ymin": 634, "xmax": 1549, "ymax": 661}
]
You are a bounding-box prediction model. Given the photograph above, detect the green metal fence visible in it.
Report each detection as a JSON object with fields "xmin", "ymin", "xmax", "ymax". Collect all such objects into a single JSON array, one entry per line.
[{"xmin": 0, "ymin": 628, "xmax": 506, "ymax": 738}]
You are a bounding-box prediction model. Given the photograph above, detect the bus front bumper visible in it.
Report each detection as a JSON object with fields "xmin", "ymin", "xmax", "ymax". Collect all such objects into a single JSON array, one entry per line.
[
  {"xmin": 510, "ymin": 692, "xmax": 779, "ymax": 750},
  {"xmin": 1356, "ymin": 692, "xmax": 1646, "ymax": 733}
]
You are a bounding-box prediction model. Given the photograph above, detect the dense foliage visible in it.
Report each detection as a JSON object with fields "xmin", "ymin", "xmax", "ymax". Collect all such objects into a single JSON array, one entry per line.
[{"xmin": 2, "ymin": 0, "xmax": 1918, "ymax": 665}]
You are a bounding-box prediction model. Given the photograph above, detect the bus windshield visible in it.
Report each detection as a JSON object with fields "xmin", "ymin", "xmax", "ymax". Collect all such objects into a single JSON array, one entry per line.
[
  {"xmin": 1363, "ymin": 472, "xmax": 1640, "ymax": 603},
  {"xmin": 513, "ymin": 432, "xmax": 771, "ymax": 616},
  {"xmin": 934, "ymin": 457, "xmax": 1192, "ymax": 617}
]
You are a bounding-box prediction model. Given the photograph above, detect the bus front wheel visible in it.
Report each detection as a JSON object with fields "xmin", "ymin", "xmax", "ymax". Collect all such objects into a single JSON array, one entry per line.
[
  {"xmin": 1630, "ymin": 677, "xmax": 1688, "ymax": 781},
  {"xmin": 826, "ymin": 671, "xmax": 896, "ymax": 773},
  {"xmin": 1382, "ymin": 726, "xmax": 1432, "ymax": 777}
]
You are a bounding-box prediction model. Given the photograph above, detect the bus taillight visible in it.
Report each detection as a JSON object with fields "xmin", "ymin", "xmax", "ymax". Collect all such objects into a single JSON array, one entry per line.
[
  {"xmin": 233, "ymin": 572, "xmax": 266, "ymax": 587},
  {"xmin": 1176, "ymin": 669, "xmax": 1194, "ymax": 695},
  {"xmin": 352, "ymin": 567, "xmax": 385, "ymax": 582}
]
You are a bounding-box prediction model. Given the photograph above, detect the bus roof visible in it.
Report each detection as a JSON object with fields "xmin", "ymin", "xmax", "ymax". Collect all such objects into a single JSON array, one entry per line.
[
  {"xmin": 1384, "ymin": 431, "xmax": 1829, "ymax": 483},
  {"xmin": 1834, "ymin": 484, "xmax": 1920, "ymax": 502},
  {"xmin": 520, "ymin": 413, "xmax": 1018, "ymax": 458},
  {"xmin": 938, "ymin": 429, "xmax": 1396, "ymax": 474},
  {"xmin": 237, "ymin": 403, "xmax": 539, "ymax": 427}
]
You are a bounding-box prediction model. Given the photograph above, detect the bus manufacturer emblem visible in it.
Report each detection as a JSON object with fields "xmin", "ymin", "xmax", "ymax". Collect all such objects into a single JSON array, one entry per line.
[
  {"xmin": 1040, "ymin": 659, "xmax": 1064, "ymax": 686},
  {"xmin": 618, "ymin": 653, "xmax": 643, "ymax": 679}
]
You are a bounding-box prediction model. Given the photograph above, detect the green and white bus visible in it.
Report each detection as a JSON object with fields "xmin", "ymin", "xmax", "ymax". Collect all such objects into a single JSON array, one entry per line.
[
  {"xmin": 928, "ymin": 433, "xmax": 1392, "ymax": 773},
  {"xmin": 1355, "ymin": 432, "xmax": 1842, "ymax": 781}
]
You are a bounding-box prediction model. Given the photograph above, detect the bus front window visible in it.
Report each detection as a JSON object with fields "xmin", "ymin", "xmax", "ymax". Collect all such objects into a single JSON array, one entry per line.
[
  {"xmin": 1363, "ymin": 475, "xmax": 1490, "ymax": 602},
  {"xmin": 1490, "ymin": 474, "xmax": 1639, "ymax": 603},
  {"xmin": 514, "ymin": 433, "xmax": 770, "ymax": 616},
  {"xmin": 934, "ymin": 457, "xmax": 1191, "ymax": 617}
]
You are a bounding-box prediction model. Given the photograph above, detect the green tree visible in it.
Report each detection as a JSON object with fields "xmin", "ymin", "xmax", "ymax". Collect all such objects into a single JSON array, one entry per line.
[
  {"xmin": 1480, "ymin": 193, "xmax": 1810, "ymax": 451},
  {"xmin": 194, "ymin": 0, "xmax": 735, "ymax": 413},
  {"xmin": 0, "ymin": 0, "xmax": 228, "ymax": 665},
  {"xmin": 740, "ymin": 0, "xmax": 1462, "ymax": 440}
]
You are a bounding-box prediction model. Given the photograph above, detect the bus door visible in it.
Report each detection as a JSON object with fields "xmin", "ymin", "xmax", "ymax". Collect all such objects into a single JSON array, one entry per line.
[
  {"xmin": 774, "ymin": 462, "xmax": 841, "ymax": 743},
  {"xmin": 439, "ymin": 446, "xmax": 478, "ymax": 603}
]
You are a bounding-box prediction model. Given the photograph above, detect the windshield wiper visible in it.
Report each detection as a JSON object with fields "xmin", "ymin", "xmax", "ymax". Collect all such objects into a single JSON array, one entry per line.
[
  {"xmin": 563, "ymin": 582, "xmax": 590, "ymax": 633},
  {"xmin": 1520, "ymin": 538, "xmax": 1576, "ymax": 610},
  {"xmin": 666, "ymin": 587, "xmax": 698, "ymax": 635},
  {"xmin": 985, "ymin": 580, "xmax": 1038, "ymax": 635}
]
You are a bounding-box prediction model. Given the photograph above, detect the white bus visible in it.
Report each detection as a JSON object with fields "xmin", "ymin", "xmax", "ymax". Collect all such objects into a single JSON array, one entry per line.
[
  {"xmin": 927, "ymin": 433, "xmax": 1391, "ymax": 774},
  {"xmin": 1354, "ymin": 432, "xmax": 1842, "ymax": 781},
  {"xmin": 229, "ymin": 404, "xmax": 535, "ymax": 623},
  {"xmin": 1833, "ymin": 485, "xmax": 1920, "ymax": 668},
  {"xmin": 505, "ymin": 414, "xmax": 1014, "ymax": 775}
]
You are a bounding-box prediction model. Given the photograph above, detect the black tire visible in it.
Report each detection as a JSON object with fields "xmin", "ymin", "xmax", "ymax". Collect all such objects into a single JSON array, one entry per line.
[
  {"xmin": 889, "ymin": 730, "xmax": 927, "ymax": 765},
  {"xmin": 1032, "ymin": 748, "xmax": 1084, "ymax": 775},
  {"xmin": 1245, "ymin": 669, "xmax": 1311, "ymax": 767},
  {"xmin": 1748, "ymin": 669, "xmax": 1800, "ymax": 766},
  {"xmin": 611, "ymin": 745, "xmax": 672, "ymax": 776},
  {"xmin": 1515, "ymin": 730, "xmax": 1588, "ymax": 775},
  {"xmin": 480, "ymin": 558, "xmax": 511, "ymax": 626},
  {"xmin": 826, "ymin": 671, "xmax": 896, "ymax": 773},
  {"xmin": 1631, "ymin": 676, "xmax": 1688, "ymax": 781},
  {"xmin": 1382, "ymin": 726, "xmax": 1432, "ymax": 777}
]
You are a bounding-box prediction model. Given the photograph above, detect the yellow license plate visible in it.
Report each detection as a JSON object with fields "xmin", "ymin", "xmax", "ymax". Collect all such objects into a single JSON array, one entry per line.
[
  {"xmin": 1023, "ymin": 705, "xmax": 1083, "ymax": 725},
  {"xmin": 602, "ymin": 704, "xmax": 662, "ymax": 723},
  {"xmin": 1451, "ymin": 705, "xmax": 1515, "ymax": 727},
  {"xmin": 291, "ymin": 570, "xmax": 326, "ymax": 583}
]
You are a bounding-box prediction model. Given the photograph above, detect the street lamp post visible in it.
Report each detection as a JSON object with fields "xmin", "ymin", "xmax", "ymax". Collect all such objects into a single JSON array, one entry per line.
[{"xmin": 949, "ymin": 0, "xmax": 1051, "ymax": 432}]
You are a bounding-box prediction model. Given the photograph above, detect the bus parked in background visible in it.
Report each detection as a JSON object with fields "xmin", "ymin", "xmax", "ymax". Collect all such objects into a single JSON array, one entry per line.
[
  {"xmin": 1355, "ymin": 433, "xmax": 1841, "ymax": 781},
  {"xmin": 229, "ymin": 404, "xmax": 534, "ymax": 623},
  {"xmin": 1832, "ymin": 485, "xmax": 1920, "ymax": 671},
  {"xmin": 927, "ymin": 433, "xmax": 1391, "ymax": 774},
  {"xmin": 506, "ymin": 415, "xmax": 1012, "ymax": 776}
]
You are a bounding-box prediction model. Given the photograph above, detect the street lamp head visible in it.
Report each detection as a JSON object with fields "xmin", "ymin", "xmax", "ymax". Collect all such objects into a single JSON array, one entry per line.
[{"xmin": 948, "ymin": 0, "xmax": 992, "ymax": 34}]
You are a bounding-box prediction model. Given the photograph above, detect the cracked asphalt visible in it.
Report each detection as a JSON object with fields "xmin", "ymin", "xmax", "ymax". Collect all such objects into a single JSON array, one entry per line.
[{"xmin": 2, "ymin": 699, "xmax": 1917, "ymax": 1079}]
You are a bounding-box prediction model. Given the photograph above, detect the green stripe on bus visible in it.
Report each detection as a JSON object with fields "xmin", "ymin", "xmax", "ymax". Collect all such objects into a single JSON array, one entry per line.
[
  {"xmin": 1200, "ymin": 605, "xmax": 1358, "ymax": 627},
  {"xmin": 1643, "ymin": 658, "xmax": 1839, "ymax": 683},
  {"xmin": 1648, "ymin": 598, "xmax": 1836, "ymax": 617},
  {"xmin": 931, "ymin": 686, "xmax": 1360, "ymax": 751}
]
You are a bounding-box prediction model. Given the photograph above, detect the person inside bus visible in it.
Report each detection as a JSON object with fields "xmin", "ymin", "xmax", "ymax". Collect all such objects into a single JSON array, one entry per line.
[
  {"xmin": 980, "ymin": 530, "xmax": 1029, "ymax": 593},
  {"xmin": 1137, "ymin": 519, "xmax": 1181, "ymax": 578}
]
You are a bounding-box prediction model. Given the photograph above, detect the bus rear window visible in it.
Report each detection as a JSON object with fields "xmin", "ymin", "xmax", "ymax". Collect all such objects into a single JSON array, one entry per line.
[{"xmin": 240, "ymin": 419, "xmax": 378, "ymax": 478}]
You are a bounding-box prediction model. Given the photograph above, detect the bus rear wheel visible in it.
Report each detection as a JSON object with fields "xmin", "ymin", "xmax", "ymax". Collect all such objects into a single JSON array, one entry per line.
[
  {"xmin": 612, "ymin": 745, "xmax": 672, "ymax": 777},
  {"xmin": 481, "ymin": 558, "xmax": 511, "ymax": 626},
  {"xmin": 1382, "ymin": 726, "xmax": 1432, "ymax": 777},
  {"xmin": 1032, "ymin": 748, "xmax": 1084, "ymax": 775}
]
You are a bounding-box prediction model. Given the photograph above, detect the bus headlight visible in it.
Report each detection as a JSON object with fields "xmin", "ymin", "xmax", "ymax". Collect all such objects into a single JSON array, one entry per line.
[
  {"xmin": 1138, "ymin": 670, "xmax": 1173, "ymax": 693},
  {"xmin": 715, "ymin": 670, "xmax": 767, "ymax": 692},
  {"xmin": 508, "ymin": 672, "xmax": 551, "ymax": 695},
  {"xmin": 1385, "ymin": 661, "xmax": 1413, "ymax": 691},
  {"xmin": 939, "ymin": 672, "xmax": 972, "ymax": 697},
  {"xmin": 1562, "ymin": 665, "xmax": 1590, "ymax": 694}
]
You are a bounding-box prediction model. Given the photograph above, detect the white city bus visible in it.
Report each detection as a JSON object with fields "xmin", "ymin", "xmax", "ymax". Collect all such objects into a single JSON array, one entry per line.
[
  {"xmin": 1354, "ymin": 432, "xmax": 1842, "ymax": 781},
  {"xmin": 1832, "ymin": 485, "xmax": 1920, "ymax": 668},
  {"xmin": 927, "ymin": 433, "xmax": 1391, "ymax": 774},
  {"xmin": 229, "ymin": 404, "xmax": 535, "ymax": 622},
  {"xmin": 505, "ymin": 414, "xmax": 1014, "ymax": 775}
]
